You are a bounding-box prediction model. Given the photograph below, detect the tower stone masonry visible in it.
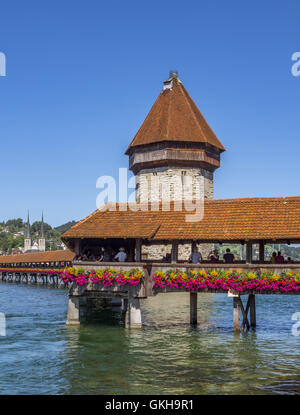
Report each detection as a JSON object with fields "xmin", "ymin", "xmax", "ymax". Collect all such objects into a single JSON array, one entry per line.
[{"xmin": 126, "ymin": 72, "xmax": 225, "ymax": 260}]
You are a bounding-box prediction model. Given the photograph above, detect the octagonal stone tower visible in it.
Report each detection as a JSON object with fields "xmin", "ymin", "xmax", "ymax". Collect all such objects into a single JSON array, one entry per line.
[
  {"xmin": 125, "ymin": 72, "xmax": 225, "ymax": 259},
  {"xmin": 126, "ymin": 72, "xmax": 225, "ymax": 204}
]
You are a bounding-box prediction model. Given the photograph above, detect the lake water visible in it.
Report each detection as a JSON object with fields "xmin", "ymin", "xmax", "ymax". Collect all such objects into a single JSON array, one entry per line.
[{"xmin": 0, "ymin": 282, "xmax": 299, "ymax": 395}]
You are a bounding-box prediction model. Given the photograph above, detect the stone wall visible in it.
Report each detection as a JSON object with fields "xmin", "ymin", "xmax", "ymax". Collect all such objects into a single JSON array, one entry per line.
[
  {"xmin": 136, "ymin": 167, "xmax": 213, "ymax": 203},
  {"xmin": 142, "ymin": 243, "xmax": 213, "ymax": 261},
  {"xmin": 135, "ymin": 166, "xmax": 214, "ymax": 261}
]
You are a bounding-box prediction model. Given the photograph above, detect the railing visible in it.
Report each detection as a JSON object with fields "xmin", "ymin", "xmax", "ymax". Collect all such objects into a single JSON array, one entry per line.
[{"xmin": 72, "ymin": 261, "xmax": 300, "ymax": 272}]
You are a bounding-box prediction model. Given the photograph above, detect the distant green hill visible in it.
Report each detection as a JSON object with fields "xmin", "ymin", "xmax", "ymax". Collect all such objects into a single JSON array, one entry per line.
[{"xmin": 55, "ymin": 221, "xmax": 77, "ymax": 234}]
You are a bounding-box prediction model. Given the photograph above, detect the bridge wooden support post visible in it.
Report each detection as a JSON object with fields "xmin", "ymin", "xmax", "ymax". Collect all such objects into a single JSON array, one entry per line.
[
  {"xmin": 233, "ymin": 294, "xmax": 256, "ymax": 331},
  {"xmin": 125, "ymin": 296, "xmax": 142, "ymax": 329},
  {"xmin": 249, "ymin": 294, "xmax": 256, "ymax": 328},
  {"xmin": 190, "ymin": 292, "xmax": 197, "ymax": 325},
  {"xmin": 233, "ymin": 297, "xmax": 241, "ymax": 331}
]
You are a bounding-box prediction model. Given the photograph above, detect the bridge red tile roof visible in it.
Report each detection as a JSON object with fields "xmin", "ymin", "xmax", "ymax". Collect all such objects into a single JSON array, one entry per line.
[
  {"xmin": 61, "ymin": 197, "xmax": 300, "ymax": 242},
  {"xmin": 0, "ymin": 249, "xmax": 75, "ymax": 265},
  {"xmin": 125, "ymin": 76, "xmax": 225, "ymax": 154}
]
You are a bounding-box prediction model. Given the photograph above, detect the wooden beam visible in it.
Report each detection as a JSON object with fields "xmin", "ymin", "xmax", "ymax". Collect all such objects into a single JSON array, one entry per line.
[
  {"xmin": 190, "ymin": 292, "xmax": 197, "ymax": 325},
  {"xmin": 233, "ymin": 297, "xmax": 241, "ymax": 331},
  {"xmin": 74, "ymin": 239, "xmax": 81, "ymax": 256},
  {"xmin": 259, "ymin": 241, "xmax": 265, "ymax": 263},
  {"xmin": 171, "ymin": 241, "xmax": 178, "ymax": 263},
  {"xmin": 246, "ymin": 242, "xmax": 252, "ymax": 264},
  {"xmin": 249, "ymin": 294, "xmax": 256, "ymax": 328},
  {"xmin": 240, "ymin": 297, "xmax": 250, "ymax": 331},
  {"xmin": 135, "ymin": 238, "xmax": 142, "ymax": 262}
]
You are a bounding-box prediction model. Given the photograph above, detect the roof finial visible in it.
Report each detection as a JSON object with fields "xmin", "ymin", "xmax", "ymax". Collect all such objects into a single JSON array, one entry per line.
[
  {"xmin": 163, "ymin": 70, "xmax": 179, "ymax": 90},
  {"xmin": 169, "ymin": 70, "xmax": 178, "ymax": 79}
]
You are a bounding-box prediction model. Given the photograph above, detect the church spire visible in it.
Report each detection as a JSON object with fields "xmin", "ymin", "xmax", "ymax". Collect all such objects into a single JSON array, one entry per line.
[
  {"xmin": 38, "ymin": 211, "xmax": 46, "ymax": 252},
  {"xmin": 24, "ymin": 211, "xmax": 32, "ymax": 252},
  {"xmin": 25, "ymin": 211, "xmax": 30, "ymax": 239},
  {"xmin": 40, "ymin": 211, "xmax": 44, "ymax": 238}
]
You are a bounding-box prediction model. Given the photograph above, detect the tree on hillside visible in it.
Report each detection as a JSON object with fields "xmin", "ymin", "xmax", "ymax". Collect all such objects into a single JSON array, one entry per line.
[
  {"xmin": 31, "ymin": 221, "xmax": 52, "ymax": 234},
  {"xmin": 5, "ymin": 218, "xmax": 24, "ymax": 232}
]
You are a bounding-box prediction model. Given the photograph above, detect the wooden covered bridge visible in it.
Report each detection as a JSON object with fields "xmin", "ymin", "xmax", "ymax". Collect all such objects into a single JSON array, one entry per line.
[
  {"xmin": 1, "ymin": 73, "xmax": 299, "ymax": 332},
  {"xmin": 57, "ymin": 196, "xmax": 300, "ymax": 331},
  {"xmin": 0, "ymin": 250, "xmax": 74, "ymax": 285}
]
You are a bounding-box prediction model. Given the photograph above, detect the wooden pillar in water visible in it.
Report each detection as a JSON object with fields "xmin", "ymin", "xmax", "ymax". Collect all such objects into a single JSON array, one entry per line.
[
  {"xmin": 233, "ymin": 297, "xmax": 241, "ymax": 331},
  {"xmin": 249, "ymin": 294, "xmax": 256, "ymax": 328},
  {"xmin": 190, "ymin": 292, "xmax": 197, "ymax": 325}
]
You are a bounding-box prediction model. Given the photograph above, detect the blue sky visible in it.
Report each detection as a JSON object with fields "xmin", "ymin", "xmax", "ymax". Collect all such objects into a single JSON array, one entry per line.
[{"xmin": 0, "ymin": 0, "xmax": 299, "ymax": 226}]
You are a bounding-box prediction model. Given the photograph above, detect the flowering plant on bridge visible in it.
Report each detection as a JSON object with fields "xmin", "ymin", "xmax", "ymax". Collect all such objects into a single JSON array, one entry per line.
[
  {"xmin": 61, "ymin": 266, "xmax": 143, "ymax": 287},
  {"xmin": 152, "ymin": 269, "xmax": 300, "ymax": 293}
]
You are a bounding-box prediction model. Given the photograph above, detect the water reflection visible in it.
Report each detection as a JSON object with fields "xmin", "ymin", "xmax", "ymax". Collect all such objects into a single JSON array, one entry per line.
[{"xmin": 0, "ymin": 284, "xmax": 299, "ymax": 394}]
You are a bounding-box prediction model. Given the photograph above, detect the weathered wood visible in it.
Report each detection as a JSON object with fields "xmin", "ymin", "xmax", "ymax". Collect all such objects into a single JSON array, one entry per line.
[
  {"xmin": 135, "ymin": 238, "xmax": 142, "ymax": 262},
  {"xmin": 249, "ymin": 294, "xmax": 256, "ymax": 328},
  {"xmin": 240, "ymin": 297, "xmax": 250, "ymax": 331},
  {"xmin": 190, "ymin": 292, "xmax": 197, "ymax": 325},
  {"xmin": 259, "ymin": 241, "xmax": 265, "ymax": 263},
  {"xmin": 171, "ymin": 241, "xmax": 178, "ymax": 263},
  {"xmin": 74, "ymin": 239, "xmax": 80, "ymax": 256},
  {"xmin": 246, "ymin": 242, "xmax": 252, "ymax": 264},
  {"xmin": 233, "ymin": 297, "xmax": 241, "ymax": 331}
]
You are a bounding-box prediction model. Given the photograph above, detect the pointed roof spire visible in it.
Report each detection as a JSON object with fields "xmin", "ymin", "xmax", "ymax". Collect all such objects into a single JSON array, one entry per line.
[
  {"xmin": 25, "ymin": 211, "xmax": 31, "ymax": 239},
  {"xmin": 40, "ymin": 211, "xmax": 45, "ymax": 238},
  {"xmin": 126, "ymin": 71, "xmax": 225, "ymax": 154}
]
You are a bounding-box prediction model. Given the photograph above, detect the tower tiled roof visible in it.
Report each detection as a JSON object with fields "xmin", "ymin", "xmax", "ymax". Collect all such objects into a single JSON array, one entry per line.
[{"xmin": 126, "ymin": 73, "xmax": 225, "ymax": 154}]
